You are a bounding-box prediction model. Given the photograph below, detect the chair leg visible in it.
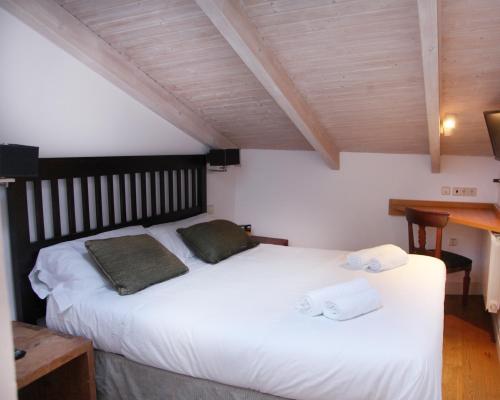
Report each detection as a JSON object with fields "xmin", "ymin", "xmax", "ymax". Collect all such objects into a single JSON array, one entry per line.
[{"xmin": 462, "ymin": 269, "xmax": 471, "ymax": 307}]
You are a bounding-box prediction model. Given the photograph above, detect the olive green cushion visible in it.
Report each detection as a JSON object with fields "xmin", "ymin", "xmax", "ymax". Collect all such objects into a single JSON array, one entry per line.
[
  {"xmin": 177, "ymin": 219, "xmax": 259, "ymax": 264},
  {"xmin": 85, "ymin": 234, "xmax": 188, "ymax": 295}
]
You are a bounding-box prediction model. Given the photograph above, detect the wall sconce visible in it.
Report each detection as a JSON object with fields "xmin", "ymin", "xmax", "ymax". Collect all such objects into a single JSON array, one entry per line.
[{"xmin": 440, "ymin": 114, "xmax": 456, "ymax": 136}]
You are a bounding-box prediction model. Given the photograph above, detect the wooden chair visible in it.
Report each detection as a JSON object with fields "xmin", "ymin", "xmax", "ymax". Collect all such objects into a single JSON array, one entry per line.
[{"xmin": 405, "ymin": 208, "xmax": 472, "ymax": 306}]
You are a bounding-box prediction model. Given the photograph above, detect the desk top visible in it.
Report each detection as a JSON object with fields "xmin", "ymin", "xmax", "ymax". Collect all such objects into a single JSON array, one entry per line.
[{"xmin": 389, "ymin": 199, "xmax": 500, "ymax": 232}]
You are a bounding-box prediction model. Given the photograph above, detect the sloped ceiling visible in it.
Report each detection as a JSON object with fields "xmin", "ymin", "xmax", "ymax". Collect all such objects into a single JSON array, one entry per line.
[
  {"xmin": 57, "ymin": 0, "xmax": 311, "ymax": 150},
  {"xmin": 440, "ymin": 0, "xmax": 500, "ymax": 156},
  {"xmin": 42, "ymin": 0, "xmax": 500, "ymax": 156}
]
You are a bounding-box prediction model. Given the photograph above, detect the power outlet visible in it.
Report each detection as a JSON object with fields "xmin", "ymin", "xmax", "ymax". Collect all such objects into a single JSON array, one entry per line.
[
  {"xmin": 463, "ymin": 187, "xmax": 478, "ymax": 196},
  {"xmin": 441, "ymin": 186, "xmax": 451, "ymax": 196},
  {"xmin": 452, "ymin": 186, "xmax": 478, "ymax": 197},
  {"xmin": 207, "ymin": 204, "xmax": 215, "ymax": 214},
  {"xmin": 448, "ymin": 238, "xmax": 458, "ymax": 246}
]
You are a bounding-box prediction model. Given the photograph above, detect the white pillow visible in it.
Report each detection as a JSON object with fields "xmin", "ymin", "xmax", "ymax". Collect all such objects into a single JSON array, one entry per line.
[
  {"xmin": 146, "ymin": 213, "xmax": 213, "ymax": 262},
  {"xmin": 29, "ymin": 225, "xmax": 147, "ymax": 313}
]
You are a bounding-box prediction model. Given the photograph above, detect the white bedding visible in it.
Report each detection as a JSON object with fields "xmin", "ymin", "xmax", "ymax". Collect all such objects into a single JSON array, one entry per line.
[{"xmin": 46, "ymin": 244, "xmax": 445, "ymax": 400}]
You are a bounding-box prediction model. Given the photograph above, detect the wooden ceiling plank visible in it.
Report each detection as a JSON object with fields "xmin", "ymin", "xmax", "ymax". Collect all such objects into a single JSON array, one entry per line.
[
  {"xmin": 195, "ymin": 0, "xmax": 340, "ymax": 169},
  {"xmin": 417, "ymin": 0, "xmax": 441, "ymax": 172},
  {"xmin": 0, "ymin": 0, "xmax": 234, "ymax": 149}
]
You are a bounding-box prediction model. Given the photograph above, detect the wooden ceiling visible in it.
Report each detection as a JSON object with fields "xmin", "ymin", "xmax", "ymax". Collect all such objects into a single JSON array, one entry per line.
[
  {"xmin": 57, "ymin": 0, "xmax": 311, "ymax": 151},
  {"xmin": 440, "ymin": 0, "xmax": 500, "ymax": 156},
  {"xmin": 241, "ymin": 0, "xmax": 429, "ymax": 154},
  {"xmin": 5, "ymin": 0, "xmax": 500, "ymax": 168}
]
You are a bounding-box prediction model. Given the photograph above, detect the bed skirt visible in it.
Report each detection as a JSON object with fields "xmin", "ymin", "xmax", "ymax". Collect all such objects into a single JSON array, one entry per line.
[{"xmin": 95, "ymin": 350, "xmax": 287, "ymax": 400}]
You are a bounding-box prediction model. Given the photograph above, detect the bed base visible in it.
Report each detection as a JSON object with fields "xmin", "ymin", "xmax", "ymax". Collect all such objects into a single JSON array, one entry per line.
[{"xmin": 95, "ymin": 351, "xmax": 287, "ymax": 400}]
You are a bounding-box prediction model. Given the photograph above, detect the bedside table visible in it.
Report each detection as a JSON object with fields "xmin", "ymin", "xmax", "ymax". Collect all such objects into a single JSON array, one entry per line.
[
  {"xmin": 13, "ymin": 321, "xmax": 96, "ymax": 400},
  {"xmin": 251, "ymin": 235, "xmax": 289, "ymax": 246}
]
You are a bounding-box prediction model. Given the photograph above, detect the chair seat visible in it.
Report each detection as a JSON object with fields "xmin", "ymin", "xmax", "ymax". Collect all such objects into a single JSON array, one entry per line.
[{"xmin": 439, "ymin": 250, "xmax": 472, "ymax": 273}]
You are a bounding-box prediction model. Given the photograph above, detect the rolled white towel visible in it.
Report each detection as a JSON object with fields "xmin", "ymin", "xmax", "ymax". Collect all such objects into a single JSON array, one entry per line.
[
  {"xmin": 323, "ymin": 288, "xmax": 382, "ymax": 321},
  {"xmin": 365, "ymin": 245, "xmax": 409, "ymax": 272},
  {"xmin": 347, "ymin": 244, "xmax": 408, "ymax": 271},
  {"xmin": 297, "ymin": 278, "xmax": 370, "ymax": 316}
]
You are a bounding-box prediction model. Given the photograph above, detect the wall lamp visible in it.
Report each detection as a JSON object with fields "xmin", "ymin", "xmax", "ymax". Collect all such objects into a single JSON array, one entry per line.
[{"xmin": 440, "ymin": 114, "xmax": 456, "ymax": 136}]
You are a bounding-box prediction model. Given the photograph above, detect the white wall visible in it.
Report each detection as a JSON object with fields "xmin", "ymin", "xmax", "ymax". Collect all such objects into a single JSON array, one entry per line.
[
  {"xmin": 233, "ymin": 150, "xmax": 500, "ymax": 294},
  {"xmin": 0, "ymin": 8, "xmax": 235, "ymax": 318}
]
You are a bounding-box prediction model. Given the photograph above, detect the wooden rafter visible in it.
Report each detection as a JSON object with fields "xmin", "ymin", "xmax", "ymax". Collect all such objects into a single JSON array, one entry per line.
[
  {"xmin": 417, "ymin": 0, "xmax": 441, "ymax": 172},
  {"xmin": 195, "ymin": 0, "xmax": 340, "ymax": 169},
  {"xmin": 0, "ymin": 0, "xmax": 234, "ymax": 149}
]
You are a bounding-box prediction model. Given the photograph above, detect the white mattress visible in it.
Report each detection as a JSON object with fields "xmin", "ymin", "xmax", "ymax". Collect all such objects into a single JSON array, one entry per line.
[{"xmin": 46, "ymin": 244, "xmax": 446, "ymax": 400}]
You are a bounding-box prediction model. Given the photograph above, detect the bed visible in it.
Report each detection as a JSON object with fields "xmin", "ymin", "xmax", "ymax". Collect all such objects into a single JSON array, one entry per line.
[{"xmin": 7, "ymin": 155, "xmax": 446, "ymax": 400}]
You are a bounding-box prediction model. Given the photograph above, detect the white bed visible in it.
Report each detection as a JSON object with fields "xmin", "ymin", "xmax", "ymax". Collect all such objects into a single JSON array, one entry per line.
[{"xmin": 45, "ymin": 243, "xmax": 446, "ymax": 400}]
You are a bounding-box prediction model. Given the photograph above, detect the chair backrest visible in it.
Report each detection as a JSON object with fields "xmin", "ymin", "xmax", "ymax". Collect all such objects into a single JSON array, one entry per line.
[{"xmin": 405, "ymin": 208, "xmax": 450, "ymax": 259}]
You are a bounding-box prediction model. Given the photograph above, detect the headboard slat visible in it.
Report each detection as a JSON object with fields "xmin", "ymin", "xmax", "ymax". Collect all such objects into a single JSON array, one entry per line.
[
  {"xmin": 107, "ymin": 175, "xmax": 115, "ymax": 225},
  {"xmin": 95, "ymin": 176, "xmax": 103, "ymax": 229},
  {"xmin": 130, "ymin": 173, "xmax": 137, "ymax": 222},
  {"xmin": 140, "ymin": 172, "xmax": 147, "ymax": 219},
  {"xmin": 66, "ymin": 178, "xmax": 76, "ymax": 234},
  {"xmin": 81, "ymin": 176, "xmax": 91, "ymax": 231},
  {"xmin": 190, "ymin": 169, "xmax": 195, "ymax": 208},
  {"xmin": 7, "ymin": 155, "xmax": 207, "ymax": 323},
  {"xmin": 184, "ymin": 170, "xmax": 188, "ymax": 209},
  {"xmin": 168, "ymin": 170, "xmax": 174, "ymax": 213},
  {"xmin": 160, "ymin": 171, "xmax": 166, "ymax": 215},
  {"xmin": 119, "ymin": 174, "xmax": 126, "ymax": 224},
  {"xmin": 151, "ymin": 171, "xmax": 157, "ymax": 217},
  {"xmin": 176, "ymin": 170, "xmax": 182, "ymax": 211},
  {"xmin": 50, "ymin": 179, "xmax": 61, "ymax": 238},
  {"xmin": 34, "ymin": 181, "xmax": 45, "ymax": 242}
]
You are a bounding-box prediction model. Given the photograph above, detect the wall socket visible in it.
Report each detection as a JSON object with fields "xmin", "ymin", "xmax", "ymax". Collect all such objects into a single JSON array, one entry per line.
[
  {"xmin": 448, "ymin": 238, "xmax": 458, "ymax": 246},
  {"xmin": 451, "ymin": 187, "xmax": 477, "ymax": 197},
  {"xmin": 441, "ymin": 186, "xmax": 451, "ymax": 195}
]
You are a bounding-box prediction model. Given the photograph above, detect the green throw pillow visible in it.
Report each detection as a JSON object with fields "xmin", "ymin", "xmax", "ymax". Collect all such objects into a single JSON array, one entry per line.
[
  {"xmin": 85, "ymin": 234, "xmax": 188, "ymax": 295},
  {"xmin": 177, "ymin": 219, "xmax": 259, "ymax": 264}
]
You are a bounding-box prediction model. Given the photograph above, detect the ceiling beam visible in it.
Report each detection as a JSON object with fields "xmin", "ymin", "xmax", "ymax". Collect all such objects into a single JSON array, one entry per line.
[
  {"xmin": 195, "ymin": 0, "xmax": 340, "ymax": 169},
  {"xmin": 0, "ymin": 0, "xmax": 234, "ymax": 149},
  {"xmin": 417, "ymin": 0, "xmax": 441, "ymax": 173}
]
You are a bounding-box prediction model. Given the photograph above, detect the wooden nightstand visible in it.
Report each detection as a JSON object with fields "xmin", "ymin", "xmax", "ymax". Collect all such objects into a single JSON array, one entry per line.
[
  {"xmin": 13, "ymin": 321, "xmax": 96, "ymax": 400},
  {"xmin": 251, "ymin": 235, "xmax": 289, "ymax": 246}
]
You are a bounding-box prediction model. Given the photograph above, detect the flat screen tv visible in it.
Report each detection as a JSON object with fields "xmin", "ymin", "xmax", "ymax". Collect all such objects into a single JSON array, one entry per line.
[{"xmin": 484, "ymin": 110, "xmax": 500, "ymax": 160}]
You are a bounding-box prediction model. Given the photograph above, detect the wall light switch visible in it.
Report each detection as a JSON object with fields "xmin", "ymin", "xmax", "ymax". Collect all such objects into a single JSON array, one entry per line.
[
  {"xmin": 441, "ymin": 186, "xmax": 451, "ymax": 196},
  {"xmin": 452, "ymin": 187, "xmax": 462, "ymax": 196}
]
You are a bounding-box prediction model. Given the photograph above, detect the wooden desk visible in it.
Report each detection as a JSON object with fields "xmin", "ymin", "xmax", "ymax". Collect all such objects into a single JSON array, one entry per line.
[{"xmin": 389, "ymin": 199, "xmax": 500, "ymax": 232}]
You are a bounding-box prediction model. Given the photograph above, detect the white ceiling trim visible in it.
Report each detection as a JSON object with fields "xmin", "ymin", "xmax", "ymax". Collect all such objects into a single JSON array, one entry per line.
[{"xmin": 417, "ymin": 0, "xmax": 441, "ymax": 172}]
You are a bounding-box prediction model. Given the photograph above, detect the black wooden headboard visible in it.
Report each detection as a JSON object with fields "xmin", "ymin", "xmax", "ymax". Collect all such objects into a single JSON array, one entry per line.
[{"xmin": 7, "ymin": 155, "xmax": 207, "ymax": 323}]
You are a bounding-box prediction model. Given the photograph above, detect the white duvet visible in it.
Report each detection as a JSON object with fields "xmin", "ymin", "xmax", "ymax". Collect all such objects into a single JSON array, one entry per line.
[{"xmin": 47, "ymin": 244, "xmax": 445, "ymax": 400}]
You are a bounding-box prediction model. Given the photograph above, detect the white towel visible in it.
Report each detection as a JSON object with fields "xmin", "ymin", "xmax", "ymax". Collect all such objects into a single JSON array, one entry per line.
[
  {"xmin": 347, "ymin": 244, "xmax": 408, "ymax": 271},
  {"xmin": 366, "ymin": 245, "xmax": 409, "ymax": 272},
  {"xmin": 323, "ymin": 288, "xmax": 382, "ymax": 321},
  {"xmin": 297, "ymin": 278, "xmax": 370, "ymax": 316}
]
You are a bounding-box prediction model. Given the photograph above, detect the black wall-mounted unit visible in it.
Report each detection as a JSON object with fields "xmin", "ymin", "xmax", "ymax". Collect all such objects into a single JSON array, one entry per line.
[
  {"xmin": 207, "ymin": 149, "xmax": 240, "ymax": 167},
  {"xmin": 0, "ymin": 144, "xmax": 39, "ymax": 178}
]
